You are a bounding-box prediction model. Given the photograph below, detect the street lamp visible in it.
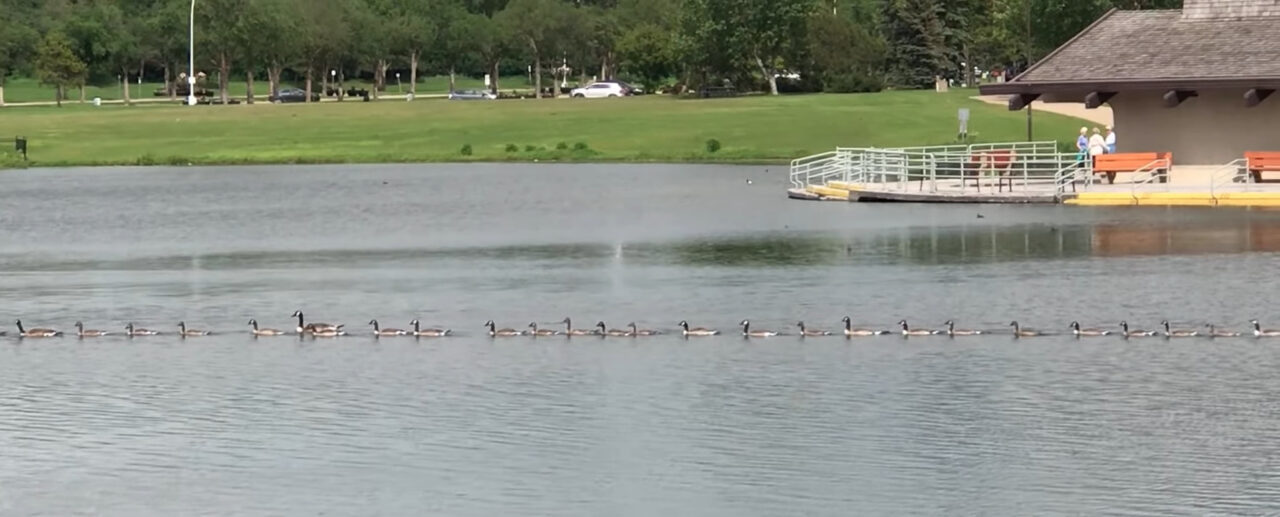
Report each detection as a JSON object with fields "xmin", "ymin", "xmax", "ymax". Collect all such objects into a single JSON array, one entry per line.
[
  {"xmin": 396, "ymin": 72, "xmax": 401, "ymax": 93},
  {"xmin": 187, "ymin": 0, "xmax": 196, "ymax": 106}
]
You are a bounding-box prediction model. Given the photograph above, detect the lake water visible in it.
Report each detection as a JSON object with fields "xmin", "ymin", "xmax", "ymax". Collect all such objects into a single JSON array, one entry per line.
[{"xmin": 3, "ymin": 163, "xmax": 1280, "ymax": 516}]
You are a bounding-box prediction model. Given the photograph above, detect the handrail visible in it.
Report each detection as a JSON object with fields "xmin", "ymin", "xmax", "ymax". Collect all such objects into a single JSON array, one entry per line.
[
  {"xmin": 1053, "ymin": 158, "xmax": 1091, "ymax": 194},
  {"xmin": 1127, "ymin": 158, "xmax": 1173, "ymax": 199},
  {"xmin": 1208, "ymin": 158, "xmax": 1249, "ymax": 197},
  {"xmin": 788, "ymin": 141, "xmax": 1066, "ymax": 194}
]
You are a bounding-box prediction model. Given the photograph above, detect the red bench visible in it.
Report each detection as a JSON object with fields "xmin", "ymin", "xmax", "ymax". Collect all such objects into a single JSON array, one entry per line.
[
  {"xmin": 1245, "ymin": 151, "xmax": 1280, "ymax": 183},
  {"xmin": 1093, "ymin": 152, "xmax": 1172, "ymax": 184}
]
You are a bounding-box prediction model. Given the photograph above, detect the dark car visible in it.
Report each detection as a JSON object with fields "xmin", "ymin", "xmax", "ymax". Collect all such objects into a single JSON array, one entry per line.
[{"xmin": 269, "ymin": 88, "xmax": 321, "ymax": 103}]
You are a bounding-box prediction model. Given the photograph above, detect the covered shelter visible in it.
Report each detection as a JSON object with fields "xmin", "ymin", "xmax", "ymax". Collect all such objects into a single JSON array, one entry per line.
[{"xmin": 981, "ymin": 0, "xmax": 1280, "ymax": 166}]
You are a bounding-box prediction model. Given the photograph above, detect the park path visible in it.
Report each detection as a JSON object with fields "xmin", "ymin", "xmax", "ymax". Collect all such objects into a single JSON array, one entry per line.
[{"xmin": 974, "ymin": 95, "xmax": 1113, "ymax": 127}]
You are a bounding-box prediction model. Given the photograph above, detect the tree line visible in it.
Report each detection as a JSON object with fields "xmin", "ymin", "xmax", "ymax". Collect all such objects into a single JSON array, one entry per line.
[{"xmin": 0, "ymin": 0, "xmax": 1181, "ymax": 106}]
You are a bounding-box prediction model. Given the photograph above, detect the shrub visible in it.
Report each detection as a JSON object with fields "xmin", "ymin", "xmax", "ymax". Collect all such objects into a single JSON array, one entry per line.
[
  {"xmin": 823, "ymin": 73, "xmax": 886, "ymax": 94},
  {"xmin": 705, "ymin": 138, "xmax": 721, "ymax": 154},
  {"xmin": 524, "ymin": 145, "xmax": 536, "ymax": 152},
  {"xmin": 505, "ymin": 143, "xmax": 519, "ymax": 153},
  {"xmin": 555, "ymin": 141, "xmax": 568, "ymax": 150},
  {"xmin": 460, "ymin": 144, "xmax": 473, "ymax": 156},
  {"xmin": 572, "ymin": 142, "xmax": 589, "ymax": 151}
]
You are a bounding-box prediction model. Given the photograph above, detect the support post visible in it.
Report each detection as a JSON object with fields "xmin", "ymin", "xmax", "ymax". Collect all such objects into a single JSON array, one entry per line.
[
  {"xmin": 1084, "ymin": 91, "xmax": 1116, "ymax": 109},
  {"xmin": 1244, "ymin": 88, "xmax": 1274, "ymax": 107},
  {"xmin": 1162, "ymin": 89, "xmax": 1197, "ymax": 108}
]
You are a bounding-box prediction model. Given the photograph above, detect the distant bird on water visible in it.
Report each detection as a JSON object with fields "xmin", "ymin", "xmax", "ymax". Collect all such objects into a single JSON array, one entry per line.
[{"xmin": 977, "ymin": 213, "xmax": 986, "ymax": 219}]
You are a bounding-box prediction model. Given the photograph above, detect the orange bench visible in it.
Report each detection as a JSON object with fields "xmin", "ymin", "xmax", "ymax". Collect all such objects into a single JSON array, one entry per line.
[
  {"xmin": 1092, "ymin": 152, "xmax": 1172, "ymax": 184},
  {"xmin": 1245, "ymin": 151, "xmax": 1280, "ymax": 183}
]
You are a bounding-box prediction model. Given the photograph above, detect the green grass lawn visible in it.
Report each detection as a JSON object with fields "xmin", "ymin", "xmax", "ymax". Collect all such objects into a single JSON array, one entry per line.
[
  {"xmin": 0, "ymin": 89, "xmax": 1084, "ymax": 167},
  {"xmin": 1, "ymin": 75, "xmax": 513, "ymax": 104}
]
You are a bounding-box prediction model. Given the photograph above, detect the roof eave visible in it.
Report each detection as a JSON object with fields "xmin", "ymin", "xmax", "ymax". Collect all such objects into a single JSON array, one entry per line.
[{"xmin": 980, "ymin": 78, "xmax": 1280, "ymax": 96}]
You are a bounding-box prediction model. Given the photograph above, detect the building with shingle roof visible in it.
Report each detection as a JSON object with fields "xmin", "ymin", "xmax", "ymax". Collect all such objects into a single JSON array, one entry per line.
[{"xmin": 981, "ymin": 0, "xmax": 1280, "ymax": 164}]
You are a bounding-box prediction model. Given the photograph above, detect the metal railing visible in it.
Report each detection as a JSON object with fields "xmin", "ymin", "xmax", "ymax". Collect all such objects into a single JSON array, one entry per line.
[
  {"xmin": 1053, "ymin": 158, "xmax": 1092, "ymax": 194},
  {"xmin": 1208, "ymin": 159, "xmax": 1250, "ymax": 197},
  {"xmin": 1127, "ymin": 159, "xmax": 1174, "ymax": 198},
  {"xmin": 789, "ymin": 142, "xmax": 1068, "ymax": 195}
]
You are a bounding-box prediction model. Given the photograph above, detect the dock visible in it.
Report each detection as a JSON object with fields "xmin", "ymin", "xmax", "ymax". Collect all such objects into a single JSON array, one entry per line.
[{"xmin": 789, "ymin": 143, "xmax": 1280, "ymax": 207}]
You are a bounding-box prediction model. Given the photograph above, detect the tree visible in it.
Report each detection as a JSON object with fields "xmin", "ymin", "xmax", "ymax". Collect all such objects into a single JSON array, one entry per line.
[
  {"xmin": 197, "ymin": 0, "xmax": 251, "ymax": 104},
  {"xmin": 738, "ymin": 0, "xmax": 814, "ymax": 95},
  {"xmin": 616, "ymin": 23, "xmax": 675, "ymax": 90},
  {"xmin": 432, "ymin": 2, "xmax": 477, "ymax": 93},
  {"xmin": 0, "ymin": 16, "xmax": 39, "ymax": 106},
  {"xmin": 881, "ymin": 0, "xmax": 948, "ymax": 88},
  {"xmin": 497, "ymin": 0, "xmax": 574, "ymax": 99},
  {"xmin": 34, "ymin": 30, "xmax": 86, "ymax": 107},
  {"xmin": 296, "ymin": 0, "xmax": 352, "ymax": 102},
  {"xmin": 806, "ymin": 11, "xmax": 885, "ymax": 92},
  {"xmin": 469, "ymin": 12, "xmax": 509, "ymax": 95},
  {"xmin": 390, "ymin": 0, "xmax": 439, "ymax": 94},
  {"xmin": 141, "ymin": 0, "xmax": 190, "ymax": 100}
]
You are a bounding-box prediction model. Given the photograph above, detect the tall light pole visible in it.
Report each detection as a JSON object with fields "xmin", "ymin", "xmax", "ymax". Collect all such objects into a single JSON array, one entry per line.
[{"xmin": 187, "ymin": 0, "xmax": 197, "ymax": 106}]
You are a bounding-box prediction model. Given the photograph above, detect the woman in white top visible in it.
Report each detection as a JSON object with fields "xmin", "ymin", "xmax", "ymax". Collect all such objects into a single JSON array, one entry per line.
[{"xmin": 1088, "ymin": 127, "xmax": 1107, "ymax": 157}]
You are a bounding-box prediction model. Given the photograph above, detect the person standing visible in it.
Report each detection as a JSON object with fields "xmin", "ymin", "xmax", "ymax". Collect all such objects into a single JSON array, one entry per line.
[
  {"xmin": 1076, "ymin": 127, "xmax": 1089, "ymax": 160},
  {"xmin": 1104, "ymin": 125, "xmax": 1116, "ymax": 154},
  {"xmin": 1088, "ymin": 128, "xmax": 1107, "ymax": 162}
]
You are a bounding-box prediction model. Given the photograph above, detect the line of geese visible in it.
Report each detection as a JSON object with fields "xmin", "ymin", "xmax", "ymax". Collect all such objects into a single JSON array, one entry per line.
[{"xmin": 8, "ymin": 312, "xmax": 1280, "ymax": 339}]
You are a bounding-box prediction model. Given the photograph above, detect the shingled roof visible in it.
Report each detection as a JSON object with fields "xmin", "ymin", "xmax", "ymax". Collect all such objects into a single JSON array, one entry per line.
[{"xmin": 982, "ymin": 6, "xmax": 1280, "ymax": 95}]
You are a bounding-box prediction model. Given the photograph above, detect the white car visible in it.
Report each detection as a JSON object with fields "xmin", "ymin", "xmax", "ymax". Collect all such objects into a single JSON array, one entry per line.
[{"xmin": 570, "ymin": 82, "xmax": 629, "ymax": 98}]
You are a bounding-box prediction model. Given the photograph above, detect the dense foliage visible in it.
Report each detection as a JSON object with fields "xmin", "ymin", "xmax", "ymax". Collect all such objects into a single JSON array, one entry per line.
[{"xmin": 0, "ymin": 0, "xmax": 1182, "ymax": 105}]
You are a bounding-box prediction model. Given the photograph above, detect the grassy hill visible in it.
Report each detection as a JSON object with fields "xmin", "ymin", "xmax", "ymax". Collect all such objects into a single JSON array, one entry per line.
[{"xmin": 0, "ymin": 89, "xmax": 1083, "ymax": 167}]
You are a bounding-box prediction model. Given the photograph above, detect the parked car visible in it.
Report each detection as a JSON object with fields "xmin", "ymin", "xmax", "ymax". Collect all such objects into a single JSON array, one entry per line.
[
  {"xmin": 569, "ymin": 82, "xmax": 631, "ymax": 98},
  {"xmin": 448, "ymin": 89, "xmax": 496, "ymax": 100},
  {"xmin": 614, "ymin": 81, "xmax": 644, "ymax": 95},
  {"xmin": 269, "ymin": 88, "xmax": 321, "ymax": 103}
]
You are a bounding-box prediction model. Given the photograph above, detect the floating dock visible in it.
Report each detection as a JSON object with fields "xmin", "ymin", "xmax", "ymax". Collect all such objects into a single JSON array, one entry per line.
[{"xmin": 789, "ymin": 143, "xmax": 1280, "ymax": 207}]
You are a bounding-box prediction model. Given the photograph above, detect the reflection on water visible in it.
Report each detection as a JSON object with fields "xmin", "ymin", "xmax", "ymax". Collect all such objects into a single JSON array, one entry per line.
[{"xmin": 2, "ymin": 164, "xmax": 1280, "ymax": 516}]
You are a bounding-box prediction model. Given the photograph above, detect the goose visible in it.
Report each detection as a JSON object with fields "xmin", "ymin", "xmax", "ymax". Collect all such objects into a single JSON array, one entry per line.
[
  {"xmin": 528, "ymin": 322, "xmax": 561, "ymax": 336},
  {"xmin": 485, "ymin": 320, "xmax": 524, "ymax": 337},
  {"xmin": 943, "ymin": 320, "xmax": 983, "ymax": 336},
  {"xmin": 124, "ymin": 323, "xmax": 160, "ymax": 336},
  {"xmin": 1119, "ymin": 321, "xmax": 1157, "ymax": 338},
  {"xmin": 842, "ymin": 316, "xmax": 890, "ymax": 336},
  {"xmin": 291, "ymin": 310, "xmax": 342, "ymax": 334},
  {"xmin": 740, "ymin": 320, "xmax": 779, "ymax": 337},
  {"xmin": 1161, "ymin": 320, "xmax": 1199, "ymax": 338},
  {"xmin": 1250, "ymin": 319, "xmax": 1280, "ymax": 337},
  {"xmin": 310, "ymin": 327, "xmax": 345, "ymax": 337},
  {"xmin": 368, "ymin": 319, "xmax": 407, "ymax": 337},
  {"xmin": 15, "ymin": 320, "xmax": 61, "ymax": 338},
  {"xmin": 248, "ymin": 319, "xmax": 287, "ymax": 336},
  {"xmin": 627, "ymin": 322, "xmax": 660, "ymax": 336},
  {"xmin": 1009, "ymin": 321, "xmax": 1041, "ymax": 337},
  {"xmin": 410, "ymin": 320, "xmax": 451, "ymax": 337},
  {"xmin": 899, "ymin": 320, "xmax": 939, "ymax": 336},
  {"xmin": 678, "ymin": 320, "xmax": 718, "ymax": 336},
  {"xmin": 74, "ymin": 321, "xmax": 109, "ymax": 337},
  {"xmin": 1205, "ymin": 324, "xmax": 1241, "ymax": 338},
  {"xmin": 796, "ymin": 321, "xmax": 832, "ymax": 337},
  {"xmin": 177, "ymin": 322, "xmax": 211, "ymax": 337},
  {"xmin": 562, "ymin": 318, "xmax": 601, "ymax": 336},
  {"xmin": 1069, "ymin": 321, "xmax": 1111, "ymax": 337},
  {"xmin": 598, "ymin": 322, "xmax": 631, "ymax": 337}
]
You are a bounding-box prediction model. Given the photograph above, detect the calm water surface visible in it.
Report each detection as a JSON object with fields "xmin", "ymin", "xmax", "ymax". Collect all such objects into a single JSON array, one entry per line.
[{"xmin": 3, "ymin": 164, "xmax": 1280, "ymax": 516}]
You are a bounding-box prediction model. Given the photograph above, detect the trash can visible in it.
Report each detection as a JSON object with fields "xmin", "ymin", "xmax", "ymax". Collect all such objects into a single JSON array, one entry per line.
[{"xmin": 93, "ymin": 97, "xmax": 102, "ymax": 107}]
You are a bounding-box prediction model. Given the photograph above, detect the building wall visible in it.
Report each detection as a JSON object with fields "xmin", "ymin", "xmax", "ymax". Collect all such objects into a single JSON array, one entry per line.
[{"xmin": 1110, "ymin": 89, "xmax": 1280, "ymax": 164}]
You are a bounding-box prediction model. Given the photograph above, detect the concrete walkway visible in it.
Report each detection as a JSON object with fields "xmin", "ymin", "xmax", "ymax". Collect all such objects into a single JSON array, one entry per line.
[{"xmin": 974, "ymin": 95, "xmax": 1113, "ymax": 127}]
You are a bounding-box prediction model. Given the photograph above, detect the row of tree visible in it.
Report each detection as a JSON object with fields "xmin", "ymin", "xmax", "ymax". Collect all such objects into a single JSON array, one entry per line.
[{"xmin": 0, "ymin": 0, "xmax": 1181, "ymax": 106}]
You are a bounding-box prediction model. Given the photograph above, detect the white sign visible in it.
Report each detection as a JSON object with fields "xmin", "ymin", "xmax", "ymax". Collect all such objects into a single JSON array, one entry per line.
[
  {"xmin": 484, "ymin": 74, "xmax": 491, "ymax": 87},
  {"xmin": 958, "ymin": 108, "xmax": 970, "ymax": 136}
]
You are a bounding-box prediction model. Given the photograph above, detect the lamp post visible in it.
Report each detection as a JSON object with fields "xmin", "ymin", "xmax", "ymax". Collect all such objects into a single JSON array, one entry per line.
[
  {"xmin": 396, "ymin": 72, "xmax": 401, "ymax": 93},
  {"xmin": 187, "ymin": 0, "xmax": 196, "ymax": 106}
]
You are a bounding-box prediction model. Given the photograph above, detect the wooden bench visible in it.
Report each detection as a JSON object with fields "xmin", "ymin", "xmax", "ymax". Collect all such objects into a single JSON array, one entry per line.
[
  {"xmin": 1092, "ymin": 152, "xmax": 1172, "ymax": 184},
  {"xmin": 1245, "ymin": 151, "xmax": 1280, "ymax": 183}
]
